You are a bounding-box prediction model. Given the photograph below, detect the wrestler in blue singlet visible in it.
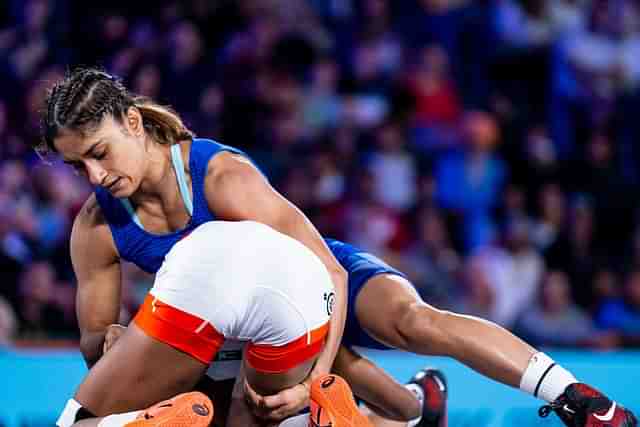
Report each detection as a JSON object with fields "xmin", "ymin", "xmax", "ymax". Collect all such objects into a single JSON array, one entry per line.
[{"xmin": 95, "ymin": 138, "xmax": 409, "ymax": 350}]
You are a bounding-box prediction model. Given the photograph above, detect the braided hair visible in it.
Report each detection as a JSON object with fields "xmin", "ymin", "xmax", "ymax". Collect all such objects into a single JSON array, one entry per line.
[{"xmin": 38, "ymin": 68, "xmax": 193, "ymax": 158}]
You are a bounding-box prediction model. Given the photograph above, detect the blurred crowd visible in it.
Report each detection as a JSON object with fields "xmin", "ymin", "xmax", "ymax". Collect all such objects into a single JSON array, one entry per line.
[{"xmin": 1, "ymin": 0, "xmax": 640, "ymax": 349}]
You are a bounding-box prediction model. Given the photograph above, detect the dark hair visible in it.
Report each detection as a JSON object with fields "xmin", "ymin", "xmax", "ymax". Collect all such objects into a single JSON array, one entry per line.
[{"xmin": 37, "ymin": 67, "xmax": 193, "ymax": 157}]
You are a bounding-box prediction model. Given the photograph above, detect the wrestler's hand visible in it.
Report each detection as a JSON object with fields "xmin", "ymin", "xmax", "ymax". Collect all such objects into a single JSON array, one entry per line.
[
  {"xmin": 244, "ymin": 378, "xmax": 310, "ymax": 422},
  {"xmin": 103, "ymin": 324, "xmax": 126, "ymax": 354}
]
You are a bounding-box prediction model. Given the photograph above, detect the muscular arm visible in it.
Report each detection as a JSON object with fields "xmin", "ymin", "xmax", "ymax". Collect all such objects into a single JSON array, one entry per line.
[
  {"xmin": 205, "ymin": 153, "xmax": 348, "ymax": 382},
  {"xmin": 332, "ymin": 347, "xmax": 419, "ymax": 421},
  {"xmin": 71, "ymin": 195, "xmax": 122, "ymax": 367}
]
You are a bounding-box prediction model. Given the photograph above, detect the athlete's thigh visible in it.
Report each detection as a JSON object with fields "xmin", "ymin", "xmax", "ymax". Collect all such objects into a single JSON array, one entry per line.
[
  {"xmin": 354, "ymin": 273, "xmax": 423, "ymax": 349},
  {"xmin": 75, "ymin": 322, "xmax": 208, "ymax": 416}
]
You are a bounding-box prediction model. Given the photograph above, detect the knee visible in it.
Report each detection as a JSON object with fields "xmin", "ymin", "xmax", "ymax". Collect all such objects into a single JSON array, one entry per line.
[{"xmin": 395, "ymin": 303, "xmax": 450, "ymax": 354}]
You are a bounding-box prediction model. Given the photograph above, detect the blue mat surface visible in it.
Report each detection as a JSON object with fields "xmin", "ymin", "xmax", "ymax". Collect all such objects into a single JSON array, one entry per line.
[{"xmin": 1, "ymin": 347, "xmax": 638, "ymax": 427}]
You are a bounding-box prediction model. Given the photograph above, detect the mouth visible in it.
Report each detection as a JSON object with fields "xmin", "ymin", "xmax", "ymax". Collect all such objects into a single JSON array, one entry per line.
[{"xmin": 104, "ymin": 177, "xmax": 122, "ymax": 191}]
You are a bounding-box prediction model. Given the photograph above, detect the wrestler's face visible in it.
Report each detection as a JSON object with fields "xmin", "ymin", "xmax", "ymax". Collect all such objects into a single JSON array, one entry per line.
[{"xmin": 54, "ymin": 109, "xmax": 147, "ymax": 198}]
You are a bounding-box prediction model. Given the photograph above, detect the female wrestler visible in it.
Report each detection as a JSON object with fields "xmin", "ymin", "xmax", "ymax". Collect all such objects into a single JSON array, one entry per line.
[{"xmin": 42, "ymin": 69, "xmax": 636, "ymax": 427}]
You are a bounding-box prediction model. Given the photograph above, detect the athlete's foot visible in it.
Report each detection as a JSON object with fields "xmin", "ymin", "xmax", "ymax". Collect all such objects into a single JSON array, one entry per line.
[
  {"xmin": 539, "ymin": 383, "xmax": 637, "ymax": 427},
  {"xmin": 125, "ymin": 392, "xmax": 214, "ymax": 427},
  {"xmin": 309, "ymin": 374, "xmax": 373, "ymax": 427},
  {"xmin": 408, "ymin": 368, "xmax": 447, "ymax": 427}
]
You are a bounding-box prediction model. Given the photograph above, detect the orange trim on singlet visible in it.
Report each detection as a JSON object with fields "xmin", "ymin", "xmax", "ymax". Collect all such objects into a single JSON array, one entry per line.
[
  {"xmin": 246, "ymin": 322, "xmax": 330, "ymax": 374},
  {"xmin": 133, "ymin": 294, "xmax": 224, "ymax": 364}
]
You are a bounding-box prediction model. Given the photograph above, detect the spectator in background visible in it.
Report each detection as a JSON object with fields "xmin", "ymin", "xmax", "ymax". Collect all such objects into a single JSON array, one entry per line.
[
  {"xmin": 401, "ymin": 205, "xmax": 462, "ymax": 309},
  {"xmin": 4, "ymin": 0, "xmax": 54, "ymax": 85},
  {"xmin": 219, "ymin": 12, "xmax": 282, "ymax": 101},
  {"xmin": 160, "ymin": 20, "xmax": 211, "ymax": 114},
  {"xmin": 494, "ymin": 183, "xmax": 530, "ymax": 226},
  {"xmin": 454, "ymin": 257, "xmax": 498, "ymax": 323},
  {"xmin": 131, "ymin": 63, "xmax": 162, "ymax": 99},
  {"xmin": 189, "ymin": 83, "xmax": 224, "ymax": 139},
  {"xmin": 331, "ymin": 124, "xmax": 361, "ymax": 173},
  {"xmin": 518, "ymin": 125, "xmax": 561, "ymax": 196},
  {"xmin": 494, "ymin": 0, "xmax": 555, "ymax": 49},
  {"xmin": 408, "ymin": 44, "xmax": 462, "ymax": 152},
  {"xmin": 435, "ymin": 111, "xmax": 506, "ymax": 250},
  {"xmin": 23, "ymin": 66, "xmax": 64, "ymax": 146},
  {"xmin": 623, "ymin": 225, "xmax": 640, "ymax": 273},
  {"xmin": 0, "ymin": 295, "xmax": 17, "ymax": 345},
  {"xmin": 28, "ymin": 165, "xmax": 74, "ymax": 256},
  {"xmin": 0, "ymin": 201, "xmax": 25, "ymax": 310},
  {"xmin": 348, "ymin": 0, "xmax": 403, "ymax": 95},
  {"xmin": 550, "ymin": 0, "xmax": 640, "ymax": 157},
  {"xmin": 515, "ymin": 270, "xmax": 618, "ymax": 349},
  {"xmin": 491, "ymin": 0, "xmax": 555, "ymax": 122},
  {"xmin": 0, "ymin": 100, "xmax": 28, "ymax": 160},
  {"xmin": 591, "ymin": 268, "xmax": 622, "ymax": 312},
  {"xmin": 367, "ymin": 120, "xmax": 417, "ymax": 211},
  {"xmin": 531, "ymin": 182, "xmax": 567, "ymax": 252},
  {"xmin": 18, "ymin": 261, "xmax": 76, "ymax": 339},
  {"xmin": 340, "ymin": 168, "xmax": 404, "ymax": 255},
  {"xmin": 302, "ymin": 58, "xmax": 342, "ymax": 138},
  {"xmin": 545, "ymin": 195, "xmax": 600, "ymax": 308},
  {"xmin": 472, "ymin": 216, "xmax": 545, "ymax": 328},
  {"xmin": 0, "ymin": 159, "xmax": 29, "ymax": 202},
  {"xmin": 309, "ymin": 145, "xmax": 349, "ymax": 238},
  {"xmin": 279, "ymin": 165, "xmax": 315, "ymax": 216},
  {"xmin": 0, "ymin": 161, "xmax": 35, "ymax": 264},
  {"xmin": 399, "ymin": 0, "xmax": 471, "ymax": 68},
  {"xmin": 549, "ymin": 0, "xmax": 588, "ymax": 35},
  {"xmin": 596, "ymin": 269, "xmax": 640, "ymax": 346},
  {"xmin": 1, "ymin": 0, "xmax": 640, "ymax": 349},
  {"xmin": 568, "ymin": 132, "xmax": 635, "ymax": 256},
  {"xmin": 310, "ymin": 147, "xmax": 346, "ymax": 208}
]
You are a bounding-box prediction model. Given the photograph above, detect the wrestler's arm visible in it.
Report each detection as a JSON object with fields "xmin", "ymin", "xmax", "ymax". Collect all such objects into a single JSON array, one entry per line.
[
  {"xmin": 71, "ymin": 195, "xmax": 123, "ymax": 367},
  {"xmin": 204, "ymin": 152, "xmax": 348, "ymax": 384}
]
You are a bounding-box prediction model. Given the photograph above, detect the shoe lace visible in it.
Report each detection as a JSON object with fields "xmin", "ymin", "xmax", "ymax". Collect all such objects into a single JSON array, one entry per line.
[
  {"xmin": 539, "ymin": 401, "xmax": 575, "ymax": 419},
  {"xmin": 142, "ymin": 403, "xmax": 173, "ymax": 419}
]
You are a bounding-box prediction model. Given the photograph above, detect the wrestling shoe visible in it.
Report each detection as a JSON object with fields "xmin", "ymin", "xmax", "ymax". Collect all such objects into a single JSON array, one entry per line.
[
  {"xmin": 126, "ymin": 391, "xmax": 214, "ymax": 427},
  {"xmin": 539, "ymin": 383, "xmax": 637, "ymax": 427},
  {"xmin": 309, "ymin": 374, "xmax": 373, "ymax": 427},
  {"xmin": 408, "ymin": 368, "xmax": 447, "ymax": 427}
]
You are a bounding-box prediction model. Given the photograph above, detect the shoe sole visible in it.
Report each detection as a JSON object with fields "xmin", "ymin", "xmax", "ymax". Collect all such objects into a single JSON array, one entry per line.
[
  {"xmin": 309, "ymin": 375, "xmax": 373, "ymax": 427},
  {"xmin": 125, "ymin": 392, "xmax": 214, "ymax": 427}
]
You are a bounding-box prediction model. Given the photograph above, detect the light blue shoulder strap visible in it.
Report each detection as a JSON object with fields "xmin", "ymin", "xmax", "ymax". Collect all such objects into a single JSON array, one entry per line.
[{"xmin": 170, "ymin": 144, "xmax": 194, "ymax": 216}]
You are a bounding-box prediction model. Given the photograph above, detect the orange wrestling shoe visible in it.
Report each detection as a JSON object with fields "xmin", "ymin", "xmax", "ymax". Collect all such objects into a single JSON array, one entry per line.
[
  {"xmin": 309, "ymin": 375, "xmax": 373, "ymax": 427},
  {"xmin": 125, "ymin": 392, "xmax": 213, "ymax": 427}
]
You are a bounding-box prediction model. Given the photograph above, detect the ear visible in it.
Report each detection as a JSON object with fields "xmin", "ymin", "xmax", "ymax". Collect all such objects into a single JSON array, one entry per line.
[{"xmin": 125, "ymin": 106, "xmax": 144, "ymax": 137}]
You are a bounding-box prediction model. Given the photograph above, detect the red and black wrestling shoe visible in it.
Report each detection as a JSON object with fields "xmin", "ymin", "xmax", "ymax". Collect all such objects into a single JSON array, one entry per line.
[
  {"xmin": 539, "ymin": 383, "xmax": 637, "ymax": 427},
  {"xmin": 408, "ymin": 368, "xmax": 448, "ymax": 427}
]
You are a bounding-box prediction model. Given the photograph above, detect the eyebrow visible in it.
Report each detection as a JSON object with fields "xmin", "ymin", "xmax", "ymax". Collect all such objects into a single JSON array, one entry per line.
[{"xmin": 62, "ymin": 140, "xmax": 103, "ymax": 164}]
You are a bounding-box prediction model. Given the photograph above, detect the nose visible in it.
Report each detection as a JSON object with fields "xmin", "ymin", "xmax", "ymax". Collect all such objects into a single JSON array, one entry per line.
[{"xmin": 85, "ymin": 161, "xmax": 107, "ymax": 186}]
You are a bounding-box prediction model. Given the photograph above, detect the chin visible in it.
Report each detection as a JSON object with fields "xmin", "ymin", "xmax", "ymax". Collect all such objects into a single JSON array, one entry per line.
[{"xmin": 111, "ymin": 183, "xmax": 134, "ymax": 198}]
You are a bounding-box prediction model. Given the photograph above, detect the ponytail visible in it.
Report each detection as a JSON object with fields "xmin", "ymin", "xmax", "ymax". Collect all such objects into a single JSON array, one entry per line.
[{"xmin": 133, "ymin": 97, "xmax": 194, "ymax": 145}]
